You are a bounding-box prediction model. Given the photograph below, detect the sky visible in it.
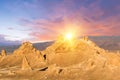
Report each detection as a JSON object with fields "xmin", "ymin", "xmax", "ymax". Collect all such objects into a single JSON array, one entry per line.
[{"xmin": 0, "ymin": 0, "xmax": 120, "ymax": 44}]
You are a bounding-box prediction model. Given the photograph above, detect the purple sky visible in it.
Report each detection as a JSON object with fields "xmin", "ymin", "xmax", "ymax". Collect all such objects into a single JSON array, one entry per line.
[{"xmin": 0, "ymin": 0, "xmax": 120, "ymax": 44}]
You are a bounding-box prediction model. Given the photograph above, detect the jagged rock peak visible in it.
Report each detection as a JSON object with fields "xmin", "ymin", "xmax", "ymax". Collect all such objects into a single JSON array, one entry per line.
[
  {"xmin": 82, "ymin": 36, "xmax": 89, "ymax": 41},
  {"xmin": 19, "ymin": 41, "xmax": 33, "ymax": 49},
  {"xmin": 46, "ymin": 36, "xmax": 99, "ymax": 52},
  {"xmin": 13, "ymin": 41, "xmax": 37, "ymax": 54},
  {"xmin": 1, "ymin": 49, "xmax": 6, "ymax": 56}
]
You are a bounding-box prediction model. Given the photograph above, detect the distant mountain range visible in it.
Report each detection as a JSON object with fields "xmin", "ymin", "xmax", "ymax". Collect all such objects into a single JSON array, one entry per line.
[
  {"xmin": 0, "ymin": 36, "xmax": 120, "ymax": 53},
  {"xmin": 0, "ymin": 40, "xmax": 21, "ymax": 46},
  {"xmin": 89, "ymin": 36, "xmax": 120, "ymax": 51}
]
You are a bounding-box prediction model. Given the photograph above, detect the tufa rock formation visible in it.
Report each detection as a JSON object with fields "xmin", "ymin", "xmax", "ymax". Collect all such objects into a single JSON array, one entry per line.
[
  {"xmin": 43, "ymin": 36, "xmax": 120, "ymax": 68},
  {"xmin": 13, "ymin": 42, "xmax": 44, "ymax": 61},
  {"xmin": 1, "ymin": 49, "xmax": 7, "ymax": 56},
  {"xmin": 13, "ymin": 42, "xmax": 45, "ymax": 68},
  {"xmin": 43, "ymin": 36, "xmax": 104, "ymax": 66},
  {"xmin": 13, "ymin": 42, "xmax": 37, "ymax": 55},
  {"xmin": 0, "ymin": 42, "xmax": 45, "ymax": 69},
  {"xmin": 1, "ymin": 36, "xmax": 120, "ymax": 80},
  {"xmin": 83, "ymin": 36, "xmax": 88, "ymax": 41}
]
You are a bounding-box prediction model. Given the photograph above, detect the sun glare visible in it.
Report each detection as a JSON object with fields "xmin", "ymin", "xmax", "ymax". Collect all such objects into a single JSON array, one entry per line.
[{"xmin": 65, "ymin": 33, "xmax": 74, "ymax": 40}]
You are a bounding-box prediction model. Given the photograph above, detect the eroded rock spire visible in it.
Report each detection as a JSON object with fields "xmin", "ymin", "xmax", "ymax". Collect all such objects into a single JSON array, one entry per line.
[
  {"xmin": 21, "ymin": 56, "xmax": 32, "ymax": 70},
  {"xmin": 1, "ymin": 49, "xmax": 6, "ymax": 56}
]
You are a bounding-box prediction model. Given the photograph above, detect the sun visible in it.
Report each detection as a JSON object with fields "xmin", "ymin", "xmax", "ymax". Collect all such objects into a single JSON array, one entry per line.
[{"xmin": 65, "ymin": 33, "xmax": 74, "ymax": 40}]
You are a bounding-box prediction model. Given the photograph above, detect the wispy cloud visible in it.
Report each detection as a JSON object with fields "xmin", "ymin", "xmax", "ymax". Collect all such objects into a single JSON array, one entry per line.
[{"xmin": 0, "ymin": 34, "xmax": 21, "ymax": 46}]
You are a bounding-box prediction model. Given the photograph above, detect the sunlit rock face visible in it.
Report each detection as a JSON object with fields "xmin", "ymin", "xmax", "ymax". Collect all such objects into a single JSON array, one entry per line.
[
  {"xmin": 21, "ymin": 56, "xmax": 32, "ymax": 70},
  {"xmin": 0, "ymin": 42, "xmax": 45, "ymax": 68},
  {"xmin": 43, "ymin": 36, "xmax": 120, "ymax": 68},
  {"xmin": 39, "ymin": 36, "xmax": 120, "ymax": 80},
  {"xmin": 13, "ymin": 42, "xmax": 45, "ymax": 68},
  {"xmin": 13, "ymin": 42, "xmax": 44, "ymax": 61},
  {"xmin": 13, "ymin": 42, "xmax": 37, "ymax": 55}
]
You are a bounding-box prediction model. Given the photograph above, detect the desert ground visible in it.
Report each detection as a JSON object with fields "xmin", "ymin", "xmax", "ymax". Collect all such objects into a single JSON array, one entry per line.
[{"xmin": 0, "ymin": 36, "xmax": 120, "ymax": 80}]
